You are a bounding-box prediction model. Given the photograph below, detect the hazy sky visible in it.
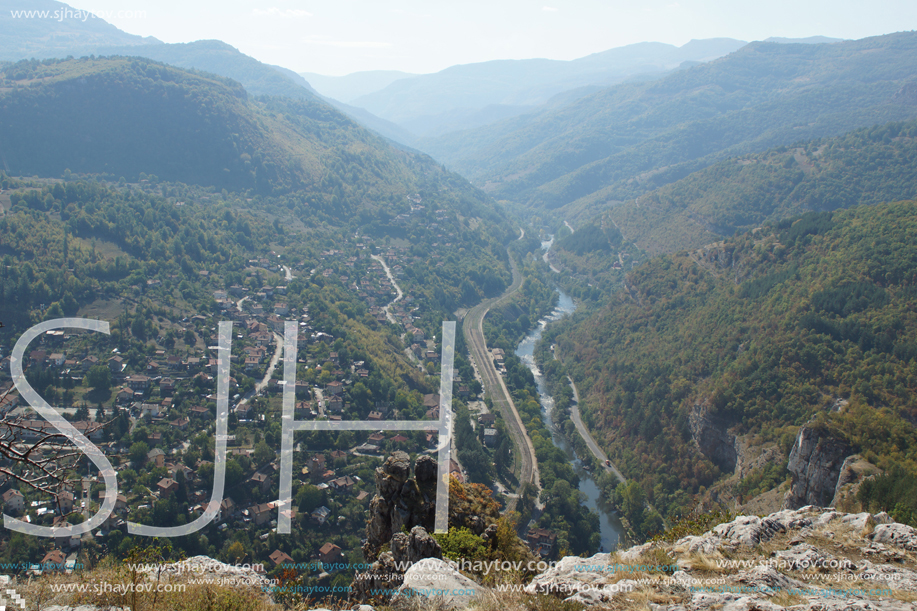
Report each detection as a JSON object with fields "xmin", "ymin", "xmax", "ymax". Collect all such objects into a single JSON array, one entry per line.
[{"xmin": 73, "ymin": 0, "xmax": 917, "ymax": 76}]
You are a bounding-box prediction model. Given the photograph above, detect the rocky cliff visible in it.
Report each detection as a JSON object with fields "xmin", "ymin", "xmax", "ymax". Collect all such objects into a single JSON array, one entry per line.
[
  {"xmin": 689, "ymin": 400, "xmax": 738, "ymax": 472},
  {"xmin": 784, "ymin": 424, "xmax": 854, "ymax": 509}
]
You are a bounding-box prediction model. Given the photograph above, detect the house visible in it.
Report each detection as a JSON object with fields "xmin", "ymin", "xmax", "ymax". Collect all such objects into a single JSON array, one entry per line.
[
  {"xmin": 80, "ymin": 355, "xmax": 99, "ymax": 371},
  {"xmin": 139, "ymin": 403, "xmax": 163, "ymax": 418},
  {"xmin": 311, "ymin": 505, "xmax": 331, "ymax": 525},
  {"xmin": 169, "ymin": 417, "xmax": 190, "ymax": 431},
  {"xmin": 326, "ymin": 381, "xmax": 343, "ymax": 396},
  {"xmin": 40, "ymin": 549, "xmax": 67, "ymax": 571},
  {"xmin": 190, "ymin": 405, "xmax": 211, "ymax": 418},
  {"xmin": 319, "ymin": 542, "xmax": 344, "ymax": 566},
  {"xmin": 159, "ymin": 378, "xmax": 175, "ymax": 396},
  {"xmin": 116, "ymin": 387, "xmax": 134, "ymax": 403},
  {"xmin": 526, "ymin": 528, "xmax": 557, "ymax": 558},
  {"xmin": 326, "ymin": 395, "xmax": 344, "ymax": 413},
  {"xmin": 250, "ymin": 502, "xmax": 273, "ymax": 526},
  {"xmin": 157, "ymin": 478, "xmax": 179, "ymax": 499},
  {"xmin": 107, "ymin": 355, "xmax": 124, "ymax": 372},
  {"xmin": 269, "ymin": 549, "xmax": 293, "ymax": 567},
  {"xmin": 58, "ymin": 491, "xmax": 74, "ymax": 514},
  {"xmin": 329, "ymin": 475, "xmax": 356, "ymax": 494},
  {"xmin": 367, "ymin": 411, "xmax": 383, "ymax": 421},
  {"xmin": 2, "ymin": 489, "xmax": 24, "ymax": 513},
  {"xmin": 250, "ymin": 472, "xmax": 271, "ymax": 493},
  {"xmin": 147, "ymin": 448, "xmax": 166, "ymax": 468},
  {"xmin": 483, "ymin": 428, "xmax": 498, "ymax": 448},
  {"xmin": 478, "ymin": 413, "xmax": 496, "ymax": 426},
  {"xmin": 49, "ymin": 353, "xmax": 66, "ymax": 367},
  {"xmin": 307, "ymin": 454, "xmax": 326, "ymax": 475},
  {"xmin": 126, "ymin": 375, "xmax": 151, "ymax": 391}
]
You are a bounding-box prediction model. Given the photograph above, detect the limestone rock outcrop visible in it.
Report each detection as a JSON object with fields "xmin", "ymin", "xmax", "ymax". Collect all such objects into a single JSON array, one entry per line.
[
  {"xmin": 363, "ymin": 451, "xmax": 437, "ymax": 561},
  {"xmin": 783, "ymin": 424, "xmax": 853, "ymax": 509}
]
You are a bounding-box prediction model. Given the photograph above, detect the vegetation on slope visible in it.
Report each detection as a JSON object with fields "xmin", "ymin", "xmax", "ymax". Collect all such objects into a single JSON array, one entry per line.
[
  {"xmin": 423, "ymin": 32, "xmax": 917, "ymax": 217},
  {"xmin": 554, "ymin": 201, "xmax": 917, "ymax": 519}
]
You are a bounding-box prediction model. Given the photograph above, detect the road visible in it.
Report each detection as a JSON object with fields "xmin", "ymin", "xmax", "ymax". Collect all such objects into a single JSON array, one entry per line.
[
  {"xmin": 235, "ymin": 332, "xmax": 284, "ymax": 410},
  {"xmin": 463, "ymin": 252, "xmax": 541, "ymax": 513},
  {"xmin": 370, "ymin": 254, "xmax": 404, "ymax": 325},
  {"xmin": 567, "ymin": 375, "xmax": 626, "ymax": 485}
]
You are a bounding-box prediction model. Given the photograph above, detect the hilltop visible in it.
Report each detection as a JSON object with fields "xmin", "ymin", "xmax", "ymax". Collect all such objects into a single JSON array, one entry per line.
[{"xmin": 0, "ymin": 56, "xmax": 481, "ymax": 203}]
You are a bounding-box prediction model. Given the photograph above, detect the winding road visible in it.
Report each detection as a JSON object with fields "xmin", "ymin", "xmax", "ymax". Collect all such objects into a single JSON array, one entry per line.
[
  {"xmin": 463, "ymin": 251, "xmax": 541, "ymax": 513},
  {"xmin": 370, "ymin": 254, "xmax": 404, "ymax": 324}
]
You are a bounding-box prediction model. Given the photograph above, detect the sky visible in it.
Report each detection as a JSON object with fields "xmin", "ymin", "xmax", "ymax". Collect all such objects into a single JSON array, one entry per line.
[{"xmin": 71, "ymin": 0, "xmax": 917, "ymax": 76}]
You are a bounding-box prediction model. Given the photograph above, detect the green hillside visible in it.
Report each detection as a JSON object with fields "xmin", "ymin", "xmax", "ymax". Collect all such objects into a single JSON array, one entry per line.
[
  {"xmin": 551, "ymin": 201, "xmax": 917, "ymax": 518},
  {"xmin": 0, "ymin": 57, "xmax": 462, "ymax": 200},
  {"xmin": 599, "ymin": 118, "xmax": 917, "ymax": 255},
  {"xmin": 422, "ymin": 32, "xmax": 917, "ymax": 216}
]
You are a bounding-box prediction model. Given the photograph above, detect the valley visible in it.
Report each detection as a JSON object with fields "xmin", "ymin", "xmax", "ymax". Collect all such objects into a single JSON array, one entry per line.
[{"xmin": 2, "ymin": 10, "xmax": 917, "ymax": 610}]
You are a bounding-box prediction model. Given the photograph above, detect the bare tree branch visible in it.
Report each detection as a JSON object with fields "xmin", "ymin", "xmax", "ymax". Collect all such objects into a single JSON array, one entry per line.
[{"xmin": 0, "ymin": 382, "xmax": 111, "ymax": 513}]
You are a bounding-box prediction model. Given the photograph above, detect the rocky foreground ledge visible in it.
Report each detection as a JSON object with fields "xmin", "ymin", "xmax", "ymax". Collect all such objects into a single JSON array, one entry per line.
[
  {"xmin": 27, "ymin": 507, "xmax": 917, "ymax": 610},
  {"xmin": 522, "ymin": 506, "xmax": 917, "ymax": 610}
]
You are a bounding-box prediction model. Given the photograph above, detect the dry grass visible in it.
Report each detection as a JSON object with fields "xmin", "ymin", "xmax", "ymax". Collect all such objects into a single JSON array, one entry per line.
[
  {"xmin": 768, "ymin": 590, "xmax": 806, "ymax": 607},
  {"xmin": 682, "ymin": 552, "xmax": 728, "ymax": 574},
  {"xmin": 15, "ymin": 565, "xmax": 282, "ymax": 611}
]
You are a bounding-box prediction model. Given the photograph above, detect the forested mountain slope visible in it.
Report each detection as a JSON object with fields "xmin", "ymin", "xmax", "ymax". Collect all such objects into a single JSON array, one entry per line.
[
  {"xmin": 552, "ymin": 201, "xmax": 917, "ymax": 518},
  {"xmin": 597, "ymin": 118, "xmax": 917, "ymax": 254},
  {"xmin": 0, "ymin": 57, "xmax": 480, "ymax": 206},
  {"xmin": 422, "ymin": 32, "xmax": 917, "ymax": 217}
]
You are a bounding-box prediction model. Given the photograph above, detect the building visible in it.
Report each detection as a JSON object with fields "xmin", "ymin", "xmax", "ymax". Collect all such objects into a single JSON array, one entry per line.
[
  {"xmin": 311, "ymin": 505, "xmax": 331, "ymax": 525},
  {"xmin": 319, "ymin": 542, "xmax": 344, "ymax": 566},
  {"xmin": 2, "ymin": 489, "xmax": 24, "ymax": 514},
  {"xmin": 147, "ymin": 448, "xmax": 166, "ymax": 468},
  {"xmin": 157, "ymin": 478, "xmax": 179, "ymax": 499},
  {"xmin": 250, "ymin": 472, "xmax": 271, "ymax": 493},
  {"xmin": 269, "ymin": 549, "xmax": 293, "ymax": 567},
  {"xmin": 526, "ymin": 528, "xmax": 557, "ymax": 558},
  {"xmin": 250, "ymin": 502, "xmax": 273, "ymax": 526}
]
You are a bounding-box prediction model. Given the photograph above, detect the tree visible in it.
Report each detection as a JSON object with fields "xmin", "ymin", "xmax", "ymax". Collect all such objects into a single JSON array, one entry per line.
[
  {"xmin": 253, "ymin": 441, "xmax": 274, "ymax": 466},
  {"xmin": 130, "ymin": 441, "xmax": 149, "ymax": 465},
  {"xmin": 85, "ymin": 365, "xmax": 112, "ymax": 392}
]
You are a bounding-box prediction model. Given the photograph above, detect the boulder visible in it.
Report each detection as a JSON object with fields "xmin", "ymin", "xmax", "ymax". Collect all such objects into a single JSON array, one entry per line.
[{"xmin": 394, "ymin": 557, "xmax": 488, "ymax": 610}]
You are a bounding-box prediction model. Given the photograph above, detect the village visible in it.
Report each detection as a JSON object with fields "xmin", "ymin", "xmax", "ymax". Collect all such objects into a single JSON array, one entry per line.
[{"xmin": 0, "ymin": 196, "xmax": 551, "ymax": 578}]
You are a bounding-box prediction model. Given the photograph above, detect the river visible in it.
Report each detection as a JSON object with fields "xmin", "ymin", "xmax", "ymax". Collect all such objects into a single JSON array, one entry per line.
[{"xmin": 515, "ymin": 243, "xmax": 624, "ymax": 551}]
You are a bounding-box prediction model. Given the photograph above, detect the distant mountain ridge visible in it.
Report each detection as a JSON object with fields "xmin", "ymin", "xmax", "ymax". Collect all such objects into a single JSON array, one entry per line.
[
  {"xmin": 418, "ymin": 31, "xmax": 917, "ymax": 218},
  {"xmin": 346, "ymin": 38, "xmax": 748, "ymax": 137},
  {"xmin": 300, "ymin": 70, "xmax": 418, "ymax": 103},
  {"xmin": 0, "ymin": 0, "xmax": 159, "ymax": 60}
]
